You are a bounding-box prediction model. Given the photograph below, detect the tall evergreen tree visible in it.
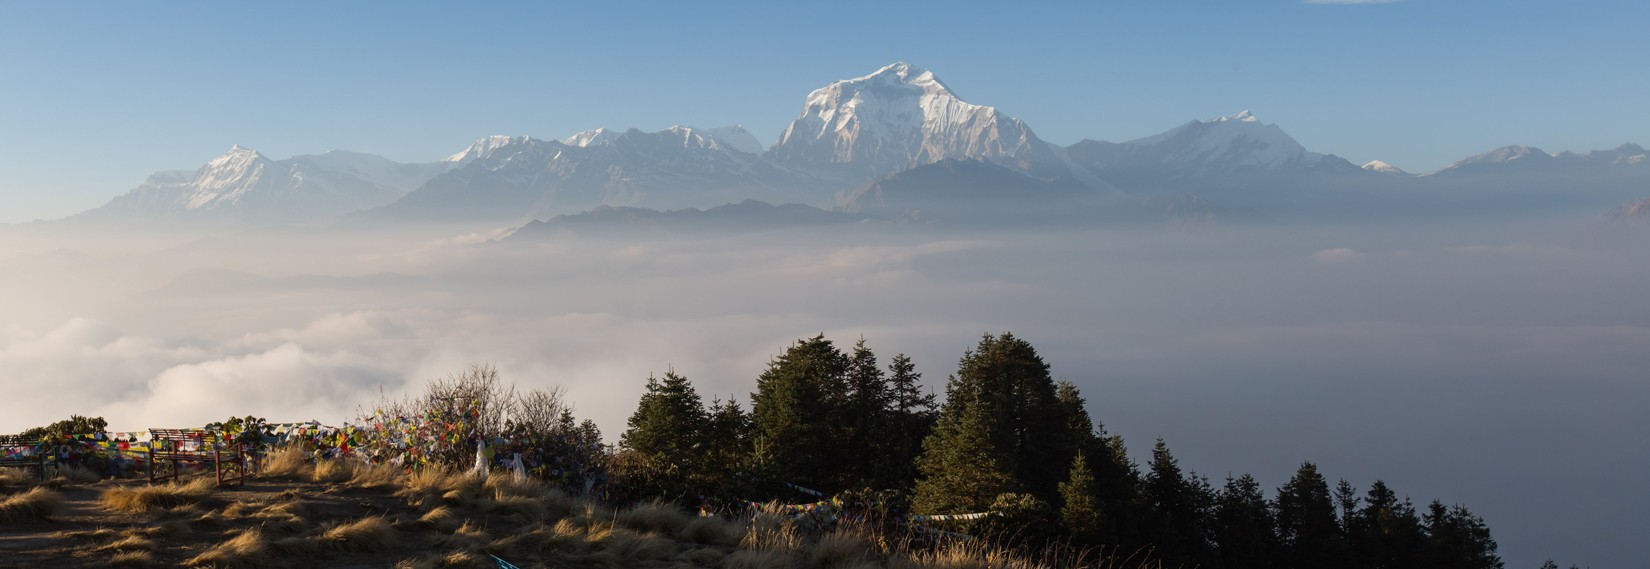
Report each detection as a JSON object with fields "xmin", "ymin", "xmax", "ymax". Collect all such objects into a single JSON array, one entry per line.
[
  {"xmin": 1348, "ymin": 480, "xmax": 1427, "ymax": 569},
  {"xmin": 1423, "ymin": 501, "xmax": 1504, "ymax": 569},
  {"xmin": 750, "ymin": 334, "xmax": 854, "ymax": 491},
  {"xmin": 913, "ymin": 391, "xmax": 1017, "ymax": 513},
  {"xmin": 1275, "ymin": 462, "xmax": 1350, "ymax": 569},
  {"xmin": 1214, "ymin": 473, "xmax": 1278, "ymax": 569},
  {"xmin": 619, "ymin": 371, "xmax": 707, "ymax": 497},
  {"xmin": 1058, "ymin": 452, "xmax": 1103, "ymax": 546},
  {"xmin": 915, "ymin": 332, "xmax": 1072, "ymax": 509},
  {"xmin": 845, "ymin": 338, "xmax": 895, "ymax": 488},
  {"xmin": 1143, "ymin": 439, "xmax": 1216, "ymax": 567},
  {"xmin": 699, "ymin": 396, "xmax": 752, "ymax": 497},
  {"xmin": 883, "ymin": 352, "xmax": 936, "ymax": 491}
]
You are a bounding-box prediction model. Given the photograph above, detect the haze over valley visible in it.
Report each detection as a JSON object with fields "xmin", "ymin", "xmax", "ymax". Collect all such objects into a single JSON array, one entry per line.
[{"xmin": 4, "ymin": 3, "xmax": 1649, "ymax": 567}]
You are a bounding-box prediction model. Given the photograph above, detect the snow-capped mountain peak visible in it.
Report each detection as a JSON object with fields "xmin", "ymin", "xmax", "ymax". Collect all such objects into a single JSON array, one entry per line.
[
  {"xmin": 1362, "ymin": 160, "xmax": 1408, "ymax": 175},
  {"xmin": 445, "ymin": 135, "xmax": 527, "ymax": 164},
  {"xmin": 561, "ymin": 128, "xmax": 620, "ymax": 149},
  {"xmin": 769, "ymin": 61, "xmax": 1062, "ymax": 179},
  {"xmin": 1212, "ymin": 110, "xmax": 1260, "ymax": 123}
]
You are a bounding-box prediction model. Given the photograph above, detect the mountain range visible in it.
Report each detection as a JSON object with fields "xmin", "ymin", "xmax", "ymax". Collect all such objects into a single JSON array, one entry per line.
[{"xmin": 50, "ymin": 62, "xmax": 1650, "ymax": 227}]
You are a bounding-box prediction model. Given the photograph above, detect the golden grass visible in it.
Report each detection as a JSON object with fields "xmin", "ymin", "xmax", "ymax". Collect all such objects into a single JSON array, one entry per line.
[
  {"xmin": 724, "ymin": 549, "xmax": 798, "ymax": 569},
  {"xmin": 0, "ymin": 467, "xmax": 33, "ymax": 487},
  {"xmin": 108, "ymin": 550, "xmax": 159, "ymax": 568},
  {"xmin": 312, "ymin": 458, "xmax": 355, "ymax": 483},
  {"xmin": 100, "ymin": 478, "xmax": 215, "ymax": 513},
  {"xmin": 259, "ymin": 447, "xmax": 311, "ymax": 480},
  {"xmin": 94, "ymin": 534, "xmax": 154, "ymax": 553},
  {"xmin": 0, "ymin": 487, "xmax": 64, "ymax": 522},
  {"xmin": 320, "ymin": 515, "xmax": 398, "ymax": 551},
  {"xmin": 616, "ymin": 500, "xmax": 692, "ymax": 535},
  {"xmin": 680, "ymin": 515, "xmax": 742, "ymax": 546},
  {"xmin": 184, "ymin": 528, "xmax": 268, "ymax": 568},
  {"xmin": 810, "ymin": 533, "xmax": 877, "ymax": 569}
]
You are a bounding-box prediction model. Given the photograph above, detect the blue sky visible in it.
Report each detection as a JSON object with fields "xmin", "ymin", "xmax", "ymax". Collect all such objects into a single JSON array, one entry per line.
[{"xmin": 2, "ymin": 0, "xmax": 1646, "ymax": 221}]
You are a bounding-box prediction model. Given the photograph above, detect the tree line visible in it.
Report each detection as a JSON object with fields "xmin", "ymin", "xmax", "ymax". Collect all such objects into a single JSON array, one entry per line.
[{"xmin": 617, "ymin": 332, "xmax": 1507, "ymax": 569}]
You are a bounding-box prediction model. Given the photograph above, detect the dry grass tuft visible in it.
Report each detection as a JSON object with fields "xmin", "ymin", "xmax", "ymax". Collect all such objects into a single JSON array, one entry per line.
[
  {"xmin": 681, "ymin": 515, "xmax": 742, "ymax": 546},
  {"xmin": 95, "ymin": 534, "xmax": 154, "ymax": 553},
  {"xmin": 312, "ymin": 458, "xmax": 355, "ymax": 483},
  {"xmin": 0, "ymin": 467, "xmax": 34, "ymax": 487},
  {"xmin": 810, "ymin": 533, "xmax": 877, "ymax": 569},
  {"xmin": 319, "ymin": 515, "xmax": 397, "ymax": 551},
  {"xmin": 725, "ymin": 549, "xmax": 798, "ymax": 569},
  {"xmin": 419, "ymin": 504, "xmax": 460, "ymax": 531},
  {"xmin": 616, "ymin": 500, "xmax": 692, "ymax": 535},
  {"xmin": 133, "ymin": 519, "xmax": 192, "ymax": 539},
  {"xmin": 482, "ymin": 471, "xmax": 546, "ymax": 499},
  {"xmin": 100, "ymin": 478, "xmax": 214, "ymax": 513},
  {"xmin": 348, "ymin": 462, "xmax": 402, "ymax": 489},
  {"xmin": 108, "ymin": 550, "xmax": 159, "ymax": 568},
  {"xmin": 184, "ymin": 528, "xmax": 268, "ymax": 568},
  {"xmin": 0, "ymin": 487, "xmax": 64, "ymax": 522},
  {"xmin": 259, "ymin": 447, "xmax": 311, "ymax": 480},
  {"xmin": 742, "ymin": 514, "xmax": 807, "ymax": 553},
  {"xmin": 395, "ymin": 550, "xmax": 491, "ymax": 569}
]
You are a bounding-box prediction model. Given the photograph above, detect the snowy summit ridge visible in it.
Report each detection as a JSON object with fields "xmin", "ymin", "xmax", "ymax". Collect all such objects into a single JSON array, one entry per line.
[{"xmin": 768, "ymin": 61, "xmax": 1062, "ymax": 178}]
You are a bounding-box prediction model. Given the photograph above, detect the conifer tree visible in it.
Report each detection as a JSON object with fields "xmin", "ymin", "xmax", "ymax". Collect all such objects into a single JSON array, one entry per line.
[
  {"xmin": 1348, "ymin": 480, "xmax": 1427, "ymax": 569},
  {"xmin": 883, "ymin": 352, "xmax": 935, "ymax": 491},
  {"xmin": 1059, "ymin": 452, "xmax": 1103, "ymax": 546},
  {"xmin": 1275, "ymin": 462, "xmax": 1350, "ymax": 569},
  {"xmin": 1215, "ymin": 473, "xmax": 1278, "ymax": 569},
  {"xmin": 750, "ymin": 334, "xmax": 853, "ymax": 491},
  {"xmin": 920, "ymin": 332, "xmax": 1070, "ymax": 504},
  {"xmin": 1144, "ymin": 439, "xmax": 1216, "ymax": 567},
  {"xmin": 913, "ymin": 391, "xmax": 1017, "ymax": 514},
  {"xmin": 1423, "ymin": 501, "xmax": 1504, "ymax": 569},
  {"xmin": 846, "ymin": 338, "xmax": 894, "ymax": 487},
  {"xmin": 700, "ymin": 397, "xmax": 751, "ymax": 496},
  {"xmin": 620, "ymin": 371, "xmax": 707, "ymax": 497}
]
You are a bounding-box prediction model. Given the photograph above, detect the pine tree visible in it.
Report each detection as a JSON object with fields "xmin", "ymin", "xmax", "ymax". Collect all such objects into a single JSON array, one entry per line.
[
  {"xmin": 883, "ymin": 352, "xmax": 935, "ymax": 491},
  {"xmin": 846, "ymin": 338, "xmax": 894, "ymax": 488},
  {"xmin": 1214, "ymin": 473, "xmax": 1277, "ymax": 569},
  {"xmin": 619, "ymin": 371, "xmax": 707, "ymax": 498},
  {"xmin": 1424, "ymin": 501, "xmax": 1504, "ymax": 569},
  {"xmin": 1059, "ymin": 452, "xmax": 1103, "ymax": 546},
  {"xmin": 1144, "ymin": 438, "xmax": 1215, "ymax": 567},
  {"xmin": 912, "ymin": 391, "xmax": 1017, "ymax": 514},
  {"xmin": 1348, "ymin": 480, "xmax": 1427, "ymax": 569},
  {"xmin": 750, "ymin": 334, "xmax": 853, "ymax": 491},
  {"xmin": 1275, "ymin": 462, "xmax": 1350, "ymax": 569},
  {"xmin": 922, "ymin": 333, "xmax": 1071, "ymax": 503},
  {"xmin": 699, "ymin": 397, "xmax": 751, "ymax": 497}
]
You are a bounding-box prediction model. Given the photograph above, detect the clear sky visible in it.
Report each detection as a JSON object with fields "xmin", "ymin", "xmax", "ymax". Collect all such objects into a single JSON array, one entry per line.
[{"xmin": 2, "ymin": 0, "xmax": 1646, "ymax": 222}]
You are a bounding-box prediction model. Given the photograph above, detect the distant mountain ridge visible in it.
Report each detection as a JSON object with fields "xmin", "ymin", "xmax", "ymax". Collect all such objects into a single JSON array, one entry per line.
[
  {"xmin": 72, "ymin": 146, "xmax": 451, "ymax": 223},
  {"xmin": 48, "ymin": 62, "xmax": 1650, "ymax": 227}
]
